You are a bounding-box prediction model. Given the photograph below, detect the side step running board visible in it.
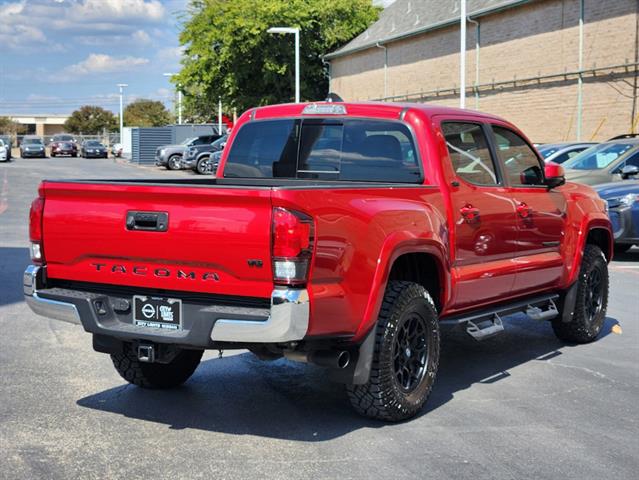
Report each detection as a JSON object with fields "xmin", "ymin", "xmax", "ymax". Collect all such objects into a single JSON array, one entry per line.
[
  {"xmin": 526, "ymin": 299, "xmax": 558, "ymax": 321},
  {"xmin": 466, "ymin": 314, "xmax": 504, "ymax": 340},
  {"xmin": 440, "ymin": 293, "xmax": 560, "ymax": 341}
]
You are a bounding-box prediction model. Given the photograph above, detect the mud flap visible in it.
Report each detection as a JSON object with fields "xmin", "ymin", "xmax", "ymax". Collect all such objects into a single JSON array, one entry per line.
[
  {"xmin": 329, "ymin": 326, "xmax": 376, "ymax": 385},
  {"xmin": 560, "ymin": 281, "xmax": 579, "ymax": 323}
]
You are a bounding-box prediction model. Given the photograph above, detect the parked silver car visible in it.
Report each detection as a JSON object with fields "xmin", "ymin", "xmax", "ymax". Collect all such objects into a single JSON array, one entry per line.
[
  {"xmin": 563, "ymin": 138, "xmax": 639, "ymax": 186},
  {"xmin": 537, "ymin": 142, "xmax": 596, "ymax": 164}
]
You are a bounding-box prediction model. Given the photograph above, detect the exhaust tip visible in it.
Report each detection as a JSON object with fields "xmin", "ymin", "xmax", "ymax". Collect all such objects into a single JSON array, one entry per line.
[{"xmin": 337, "ymin": 351, "xmax": 350, "ymax": 369}]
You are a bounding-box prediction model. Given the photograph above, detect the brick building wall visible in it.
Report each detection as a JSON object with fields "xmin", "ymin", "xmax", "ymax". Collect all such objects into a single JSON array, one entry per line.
[{"xmin": 329, "ymin": 0, "xmax": 638, "ymax": 142}]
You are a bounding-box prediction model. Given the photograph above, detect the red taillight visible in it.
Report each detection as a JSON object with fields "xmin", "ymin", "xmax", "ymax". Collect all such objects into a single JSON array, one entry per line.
[
  {"xmin": 29, "ymin": 193, "xmax": 45, "ymax": 263},
  {"xmin": 272, "ymin": 207, "xmax": 314, "ymax": 285}
]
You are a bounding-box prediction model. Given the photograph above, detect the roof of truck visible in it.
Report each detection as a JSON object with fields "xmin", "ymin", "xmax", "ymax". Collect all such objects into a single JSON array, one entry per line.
[{"xmin": 251, "ymin": 101, "xmax": 507, "ymax": 123}]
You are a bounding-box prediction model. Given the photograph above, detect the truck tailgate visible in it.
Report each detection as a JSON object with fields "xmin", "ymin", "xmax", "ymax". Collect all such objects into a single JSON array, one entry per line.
[{"xmin": 41, "ymin": 181, "xmax": 274, "ymax": 298}]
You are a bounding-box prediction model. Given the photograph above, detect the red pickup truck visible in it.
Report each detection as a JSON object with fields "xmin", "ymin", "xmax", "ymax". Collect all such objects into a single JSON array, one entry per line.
[{"xmin": 24, "ymin": 102, "xmax": 612, "ymax": 421}]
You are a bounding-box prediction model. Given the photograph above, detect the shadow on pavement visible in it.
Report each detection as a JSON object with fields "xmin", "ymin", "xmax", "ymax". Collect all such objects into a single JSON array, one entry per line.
[
  {"xmin": 611, "ymin": 248, "xmax": 639, "ymax": 262},
  {"xmin": 76, "ymin": 313, "xmax": 619, "ymax": 441},
  {"xmin": 0, "ymin": 247, "xmax": 30, "ymax": 307}
]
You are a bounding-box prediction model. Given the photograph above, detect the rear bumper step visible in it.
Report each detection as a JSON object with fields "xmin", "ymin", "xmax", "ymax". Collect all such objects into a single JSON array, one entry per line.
[{"xmin": 23, "ymin": 265, "xmax": 309, "ymax": 347}]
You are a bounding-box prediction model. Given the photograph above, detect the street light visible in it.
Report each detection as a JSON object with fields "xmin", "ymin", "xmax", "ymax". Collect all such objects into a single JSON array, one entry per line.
[
  {"xmin": 267, "ymin": 27, "xmax": 300, "ymax": 103},
  {"xmin": 163, "ymin": 73, "xmax": 182, "ymax": 124},
  {"xmin": 117, "ymin": 83, "xmax": 128, "ymax": 142},
  {"xmin": 459, "ymin": 0, "xmax": 466, "ymax": 109}
]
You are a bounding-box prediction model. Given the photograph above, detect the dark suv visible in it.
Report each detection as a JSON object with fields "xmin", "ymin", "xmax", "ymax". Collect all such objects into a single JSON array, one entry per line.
[
  {"xmin": 155, "ymin": 135, "xmax": 221, "ymax": 170},
  {"xmin": 181, "ymin": 134, "xmax": 228, "ymax": 174}
]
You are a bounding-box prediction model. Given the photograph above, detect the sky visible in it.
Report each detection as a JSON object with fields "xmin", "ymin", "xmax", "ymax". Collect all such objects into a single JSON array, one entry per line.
[{"xmin": 0, "ymin": 0, "xmax": 189, "ymax": 116}]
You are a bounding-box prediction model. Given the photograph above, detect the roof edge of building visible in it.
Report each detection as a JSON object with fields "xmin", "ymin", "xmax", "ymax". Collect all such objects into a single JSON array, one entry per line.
[{"xmin": 324, "ymin": 0, "xmax": 535, "ymax": 61}]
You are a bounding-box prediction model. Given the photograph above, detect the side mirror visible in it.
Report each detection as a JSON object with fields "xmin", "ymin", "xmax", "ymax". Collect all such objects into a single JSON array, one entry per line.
[
  {"xmin": 621, "ymin": 164, "xmax": 639, "ymax": 179},
  {"xmin": 544, "ymin": 162, "xmax": 566, "ymax": 189}
]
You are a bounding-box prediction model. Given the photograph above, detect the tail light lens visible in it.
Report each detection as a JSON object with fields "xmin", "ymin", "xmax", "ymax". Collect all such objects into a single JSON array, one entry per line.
[
  {"xmin": 272, "ymin": 207, "xmax": 314, "ymax": 285},
  {"xmin": 29, "ymin": 193, "xmax": 45, "ymax": 263}
]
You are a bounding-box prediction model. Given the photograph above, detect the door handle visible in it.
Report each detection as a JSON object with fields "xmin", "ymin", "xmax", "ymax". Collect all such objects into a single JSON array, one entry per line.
[
  {"xmin": 516, "ymin": 202, "xmax": 532, "ymax": 218},
  {"xmin": 460, "ymin": 205, "xmax": 480, "ymax": 223}
]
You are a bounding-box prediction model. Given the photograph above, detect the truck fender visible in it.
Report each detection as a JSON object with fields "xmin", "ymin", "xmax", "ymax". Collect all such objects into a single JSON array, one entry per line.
[
  {"xmin": 565, "ymin": 215, "xmax": 613, "ymax": 286},
  {"xmin": 355, "ymin": 232, "xmax": 449, "ymax": 342}
]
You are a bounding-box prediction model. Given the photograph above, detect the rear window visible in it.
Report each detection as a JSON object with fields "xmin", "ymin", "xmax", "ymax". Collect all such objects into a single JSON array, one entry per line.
[{"xmin": 223, "ymin": 119, "xmax": 421, "ymax": 182}]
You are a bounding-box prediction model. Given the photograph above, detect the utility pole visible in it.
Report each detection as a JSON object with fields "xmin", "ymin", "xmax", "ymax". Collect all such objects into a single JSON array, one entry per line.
[
  {"xmin": 460, "ymin": 0, "xmax": 467, "ymax": 108},
  {"xmin": 117, "ymin": 83, "xmax": 128, "ymax": 142},
  {"xmin": 268, "ymin": 27, "xmax": 301, "ymax": 103},
  {"xmin": 163, "ymin": 73, "xmax": 182, "ymax": 124}
]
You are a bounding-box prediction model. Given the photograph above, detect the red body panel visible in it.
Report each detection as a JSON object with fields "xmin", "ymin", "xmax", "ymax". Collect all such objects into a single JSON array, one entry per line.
[
  {"xmin": 35, "ymin": 101, "xmax": 612, "ymax": 343},
  {"xmin": 41, "ymin": 182, "xmax": 275, "ymax": 298}
]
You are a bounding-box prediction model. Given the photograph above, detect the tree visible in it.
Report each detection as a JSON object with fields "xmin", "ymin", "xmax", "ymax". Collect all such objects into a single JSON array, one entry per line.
[
  {"xmin": 176, "ymin": 0, "xmax": 379, "ymax": 117},
  {"xmin": 0, "ymin": 116, "xmax": 25, "ymax": 134},
  {"xmin": 123, "ymin": 99, "xmax": 172, "ymax": 127},
  {"xmin": 64, "ymin": 106, "xmax": 117, "ymax": 134}
]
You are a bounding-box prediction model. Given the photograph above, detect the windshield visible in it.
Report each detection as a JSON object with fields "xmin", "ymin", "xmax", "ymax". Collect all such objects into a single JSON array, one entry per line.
[
  {"xmin": 55, "ymin": 135, "xmax": 74, "ymax": 141},
  {"xmin": 181, "ymin": 137, "xmax": 197, "ymax": 145},
  {"xmin": 224, "ymin": 119, "xmax": 421, "ymax": 182},
  {"xmin": 211, "ymin": 135, "xmax": 228, "ymax": 148},
  {"xmin": 563, "ymin": 143, "xmax": 634, "ymax": 170},
  {"xmin": 23, "ymin": 138, "xmax": 43, "ymax": 145},
  {"xmin": 86, "ymin": 141, "xmax": 103, "ymax": 147},
  {"xmin": 537, "ymin": 145, "xmax": 560, "ymax": 159}
]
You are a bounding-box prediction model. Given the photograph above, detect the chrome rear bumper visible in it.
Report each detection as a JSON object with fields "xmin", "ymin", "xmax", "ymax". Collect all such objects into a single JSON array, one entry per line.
[
  {"xmin": 24, "ymin": 265, "xmax": 81, "ymax": 324},
  {"xmin": 23, "ymin": 265, "xmax": 309, "ymax": 343},
  {"xmin": 210, "ymin": 289, "xmax": 309, "ymax": 342}
]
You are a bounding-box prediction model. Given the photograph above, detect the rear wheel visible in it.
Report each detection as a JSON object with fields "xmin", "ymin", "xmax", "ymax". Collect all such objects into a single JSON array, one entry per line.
[
  {"xmin": 347, "ymin": 281, "xmax": 440, "ymax": 421},
  {"xmin": 552, "ymin": 244, "xmax": 608, "ymax": 343},
  {"xmin": 167, "ymin": 154, "xmax": 182, "ymax": 170},
  {"xmin": 110, "ymin": 347, "xmax": 203, "ymax": 389}
]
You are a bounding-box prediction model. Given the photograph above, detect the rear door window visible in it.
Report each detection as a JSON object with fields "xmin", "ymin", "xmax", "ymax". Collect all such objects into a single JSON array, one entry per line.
[
  {"xmin": 441, "ymin": 122, "xmax": 499, "ymax": 186},
  {"xmin": 223, "ymin": 119, "xmax": 421, "ymax": 183}
]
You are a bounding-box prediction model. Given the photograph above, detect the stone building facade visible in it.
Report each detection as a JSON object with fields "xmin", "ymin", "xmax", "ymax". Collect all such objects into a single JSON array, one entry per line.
[{"xmin": 325, "ymin": 0, "xmax": 639, "ymax": 142}]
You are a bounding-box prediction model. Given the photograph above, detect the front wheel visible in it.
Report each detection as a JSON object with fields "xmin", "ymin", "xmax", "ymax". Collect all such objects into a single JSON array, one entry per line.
[
  {"xmin": 167, "ymin": 154, "xmax": 182, "ymax": 170},
  {"xmin": 552, "ymin": 244, "xmax": 609, "ymax": 343},
  {"xmin": 346, "ymin": 281, "xmax": 440, "ymax": 421},
  {"xmin": 196, "ymin": 156, "xmax": 211, "ymax": 175},
  {"xmin": 110, "ymin": 347, "xmax": 203, "ymax": 389}
]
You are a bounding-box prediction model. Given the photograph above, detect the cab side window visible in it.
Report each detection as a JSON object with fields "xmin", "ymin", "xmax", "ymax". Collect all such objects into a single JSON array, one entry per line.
[
  {"xmin": 493, "ymin": 126, "xmax": 544, "ymax": 186},
  {"xmin": 442, "ymin": 122, "xmax": 499, "ymax": 186}
]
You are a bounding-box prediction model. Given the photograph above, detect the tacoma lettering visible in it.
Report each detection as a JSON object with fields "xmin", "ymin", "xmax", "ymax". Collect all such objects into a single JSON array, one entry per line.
[{"xmin": 89, "ymin": 263, "xmax": 219, "ymax": 281}]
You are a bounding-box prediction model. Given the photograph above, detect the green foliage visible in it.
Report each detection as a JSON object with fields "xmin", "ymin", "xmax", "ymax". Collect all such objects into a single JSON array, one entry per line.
[
  {"xmin": 176, "ymin": 0, "xmax": 379, "ymax": 117},
  {"xmin": 64, "ymin": 106, "xmax": 117, "ymax": 134},
  {"xmin": 123, "ymin": 99, "xmax": 172, "ymax": 127},
  {"xmin": 0, "ymin": 116, "xmax": 25, "ymax": 134}
]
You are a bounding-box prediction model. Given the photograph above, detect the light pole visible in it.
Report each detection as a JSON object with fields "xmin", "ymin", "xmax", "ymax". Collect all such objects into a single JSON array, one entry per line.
[
  {"xmin": 117, "ymin": 83, "xmax": 128, "ymax": 142},
  {"xmin": 163, "ymin": 72, "xmax": 182, "ymax": 124},
  {"xmin": 267, "ymin": 27, "xmax": 300, "ymax": 103},
  {"xmin": 459, "ymin": 0, "xmax": 466, "ymax": 108}
]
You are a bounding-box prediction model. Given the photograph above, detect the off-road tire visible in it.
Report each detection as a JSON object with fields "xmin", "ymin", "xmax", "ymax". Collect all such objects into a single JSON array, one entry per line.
[
  {"xmin": 167, "ymin": 154, "xmax": 181, "ymax": 170},
  {"xmin": 110, "ymin": 347, "xmax": 203, "ymax": 389},
  {"xmin": 552, "ymin": 244, "xmax": 608, "ymax": 343},
  {"xmin": 346, "ymin": 281, "xmax": 440, "ymax": 422}
]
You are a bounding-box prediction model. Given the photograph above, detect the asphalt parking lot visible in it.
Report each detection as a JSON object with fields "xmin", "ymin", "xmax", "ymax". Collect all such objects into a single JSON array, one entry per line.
[{"xmin": 1, "ymin": 156, "xmax": 638, "ymax": 480}]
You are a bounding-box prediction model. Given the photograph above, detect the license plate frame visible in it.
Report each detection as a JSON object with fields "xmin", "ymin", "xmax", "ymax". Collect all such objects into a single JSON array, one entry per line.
[{"xmin": 133, "ymin": 296, "xmax": 182, "ymax": 331}]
